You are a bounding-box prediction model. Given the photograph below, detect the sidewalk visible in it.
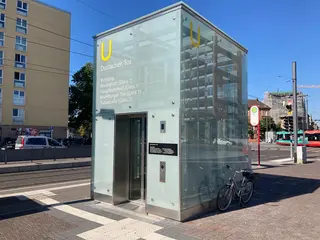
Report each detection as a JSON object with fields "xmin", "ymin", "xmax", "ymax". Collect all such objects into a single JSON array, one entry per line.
[
  {"xmin": 0, "ymin": 160, "xmax": 319, "ymax": 239},
  {"xmin": 0, "ymin": 158, "xmax": 91, "ymax": 174}
]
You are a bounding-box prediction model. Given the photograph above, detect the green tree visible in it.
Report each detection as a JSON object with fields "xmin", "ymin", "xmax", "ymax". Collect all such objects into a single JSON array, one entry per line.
[
  {"xmin": 260, "ymin": 116, "xmax": 276, "ymax": 133},
  {"xmin": 69, "ymin": 63, "xmax": 93, "ymax": 133}
]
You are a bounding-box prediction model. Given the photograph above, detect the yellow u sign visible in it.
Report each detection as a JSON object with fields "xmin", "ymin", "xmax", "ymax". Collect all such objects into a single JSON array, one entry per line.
[
  {"xmin": 100, "ymin": 40, "xmax": 112, "ymax": 62},
  {"xmin": 190, "ymin": 21, "xmax": 200, "ymax": 48}
]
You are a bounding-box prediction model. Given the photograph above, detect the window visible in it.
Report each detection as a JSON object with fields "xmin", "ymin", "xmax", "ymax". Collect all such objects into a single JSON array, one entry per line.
[
  {"xmin": 15, "ymin": 36, "xmax": 27, "ymax": 51},
  {"xmin": 17, "ymin": 1, "xmax": 28, "ymax": 16},
  {"xmin": 0, "ymin": 32, "xmax": 4, "ymax": 46},
  {"xmin": 0, "ymin": 107, "xmax": 2, "ymax": 122},
  {"xmin": 15, "ymin": 54, "xmax": 26, "ymax": 68},
  {"xmin": 16, "ymin": 18, "xmax": 27, "ymax": 34},
  {"xmin": 13, "ymin": 90, "xmax": 25, "ymax": 105},
  {"xmin": 14, "ymin": 72, "xmax": 26, "ymax": 87},
  {"xmin": 12, "ymin": 108, "xmax": 24, "ymax": 123},
  {"xmin": 0, "ymin": 51, "xmax": 3, "ymax": 66},
  {"xmin": 0, "ymin": 0, "xmax": 5, "ymax": 9},
  {"xmin": 0, "ymin": 88, "xmax": 2, "ymax": 104},
  {"xmin": 0, "ymin": 13, "xmax": 5, "ymax": 28},
  {"xmin": 26, "ymin": 138, "xmax": 46, "ymax": 146},
  {"xmin": 48, "ymin": 138, "xmax": 61, "ymax": 147},
  {"xmin": 0, "ymin": 69, "xmax": 2, "ymax": 85}
]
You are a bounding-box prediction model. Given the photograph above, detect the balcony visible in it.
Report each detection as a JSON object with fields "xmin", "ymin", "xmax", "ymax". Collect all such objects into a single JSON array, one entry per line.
[{"xmin": 13, "ymin": 116, "xmax": 24, "ymax": 124}]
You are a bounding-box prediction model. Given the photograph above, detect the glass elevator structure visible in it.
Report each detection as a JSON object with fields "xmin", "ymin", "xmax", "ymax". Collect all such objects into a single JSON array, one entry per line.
[{"xmin": 92, "ymin": 2, "xmax": 249, "ymax": 221}]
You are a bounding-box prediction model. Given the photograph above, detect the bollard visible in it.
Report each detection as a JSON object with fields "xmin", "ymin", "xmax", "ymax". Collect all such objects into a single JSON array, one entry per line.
[
  {"xmin": 290, "ymin": 140, "xmax": 293, "ymax": 160},
  {"xmin": 53, "ymin": 147, "xmax": 56, "ymax": 161},
  {"xmin": 5, "ymin": 148, "xmax": 7, "ymax": 164}
]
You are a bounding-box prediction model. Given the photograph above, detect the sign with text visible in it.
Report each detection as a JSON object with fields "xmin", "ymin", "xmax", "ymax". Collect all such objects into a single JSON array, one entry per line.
[
  {"xmin": 149, "ymin": 143, "xmax": 178, "ymax": 156},
  {"xmin": 249, "ymin": 105, "xmax": 260, "ymax": 126}
]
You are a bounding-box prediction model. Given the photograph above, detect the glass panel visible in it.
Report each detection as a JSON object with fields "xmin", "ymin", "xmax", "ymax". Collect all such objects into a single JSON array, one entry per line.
[
  {"xmin": 180, "ymin": 10, "xmax": 248, "ymax": 210},
  {"xmin": 129, "ymin": 118, "xmax": 142, "ymax": 200},
  {"xmin": 93, "ymin": 9, "xmax": 181, "ymax": 209}
]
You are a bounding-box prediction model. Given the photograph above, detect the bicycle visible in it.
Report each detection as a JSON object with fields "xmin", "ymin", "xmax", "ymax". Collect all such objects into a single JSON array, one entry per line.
[{"xmin": 216, "ymin": 165, "xmax": 254, "ymax": 211}]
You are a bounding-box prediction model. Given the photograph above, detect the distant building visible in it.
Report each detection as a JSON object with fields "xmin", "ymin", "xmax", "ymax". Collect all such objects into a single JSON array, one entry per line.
[
  {"xmin": 0, "ymin": 0, "xmax": 70, "ymax": 140},
  {"xmin": 248, "ymin": 99, "xmax": 271, "ymax": 117},
  {"xmin": 263, "ymin": 91, "xmax": 307, "ymax": 130},
  {"xmin": 247, "ymin": 99, "xmax": 271, "ymax": 141}
]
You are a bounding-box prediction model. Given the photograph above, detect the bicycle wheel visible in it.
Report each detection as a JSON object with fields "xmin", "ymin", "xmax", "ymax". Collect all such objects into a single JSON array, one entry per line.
[
  {"xmin": 216, "ymin": 184, "xmax": 233, "ymax": 211},
  {"xmin": 240, "ymin": 180, "xmax": 254, "ymax": 204}
]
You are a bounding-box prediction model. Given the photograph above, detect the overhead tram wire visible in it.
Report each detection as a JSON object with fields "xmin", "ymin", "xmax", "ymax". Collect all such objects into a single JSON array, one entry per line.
[
  {"xmin": 3, "ymin": 58, "xmax": 76, "ymax": 74},
  {"xmin": 75, "ymin": 0, "xmax": 116, "ymax": 19},
  {"xmin": 4, "ymin": 14, "xmax": 93, "ymax": 48},
  {"xmin": 2, "ymin": 64, "xmax": 74, "ymax": 77},
  {"xmin": 5, "ymin": 34, "xmax": 93, "ymax": 58}
]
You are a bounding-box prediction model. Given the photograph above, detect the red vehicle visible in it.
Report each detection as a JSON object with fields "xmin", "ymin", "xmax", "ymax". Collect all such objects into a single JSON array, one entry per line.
[{"xmin": 305, "ymin": 130, "xmax": 320, "ymax": 147}]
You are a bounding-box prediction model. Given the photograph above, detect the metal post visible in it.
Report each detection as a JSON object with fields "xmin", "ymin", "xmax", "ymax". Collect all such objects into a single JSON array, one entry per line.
[
  {"xmin": 302, "ymin": 96, "xmax": 306, "ymax": 145},
  {"xmin": 292, "ymin": 61, "xmax": 298, "ymax": 163},
  {"xmin": 4, "ymin": 149, "xmax": 7, "ymax": 164},
  {"xmin": 257, "ymin": 114, "xmax": 261, "ymax": 166},
  {"xmin": 306, "ymin": 97, "xmax": 309, "ymax": 130},
  {"xmin": 290, "ymin": 139, "xmax": 293, "ymax": 160}
]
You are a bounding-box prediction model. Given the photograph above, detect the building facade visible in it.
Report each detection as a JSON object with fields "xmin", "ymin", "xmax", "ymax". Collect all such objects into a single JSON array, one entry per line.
[
  {"xmin": 248, "ymin": 99, "xmax": 270, "ymax": 117},
  {"xmin": 0, "ymin": 0, "xmax": 70, "ymax": 140},
  {"xmin": 263, "ymin": 91, "xmax": 307, "ymax": 130},
  {"xmin": 92, "ymin": 2, "xmax": 249, "ymax": 221}
]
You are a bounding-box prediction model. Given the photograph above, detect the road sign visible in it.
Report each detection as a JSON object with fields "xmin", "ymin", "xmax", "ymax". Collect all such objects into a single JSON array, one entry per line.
[{"xmin": 249, "ymin": 105, "xmax": 260, "ymax": 126}]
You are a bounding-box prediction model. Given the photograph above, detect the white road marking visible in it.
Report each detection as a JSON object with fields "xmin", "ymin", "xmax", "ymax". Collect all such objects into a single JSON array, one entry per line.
[
  {"xmin": 0, "ymin": 179, "xmax": 89, "ymax": 194},
  {"xmin": 0, "ymin": 182, "xmax": 89, "ymax": 199},
  {"xmin": 38, "ymin": 197, "xmax": 115, "ymax": 225},
  {"xmin": 270, "ymin": 158, "xmax": 293, "ymax": 163},
  {"xmin": 0, "ymin": 181, "xmax": 173, "ymax": 239},
  {"xmin": 78, "ymin": 218, "xmax": 163, "ymax": 240}
]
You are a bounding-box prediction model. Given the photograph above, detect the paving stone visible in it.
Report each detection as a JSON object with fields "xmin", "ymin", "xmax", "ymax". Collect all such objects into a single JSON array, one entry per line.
[{"xmin": 69, "ymin": 202, "xmax": 126, "ymax": 221}]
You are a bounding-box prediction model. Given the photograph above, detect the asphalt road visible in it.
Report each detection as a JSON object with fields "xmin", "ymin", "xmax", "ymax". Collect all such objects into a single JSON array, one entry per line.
[
  {"xmin": 0, "ymin": 167, "xmax": 90, "ymax": 190},
  {"xmin": 250, "ymin": 143, "xmax": 320, "ymax": 162},
  {"xmin": 0, "ymin": 143, "xmax": 318, "ymax": 190}
]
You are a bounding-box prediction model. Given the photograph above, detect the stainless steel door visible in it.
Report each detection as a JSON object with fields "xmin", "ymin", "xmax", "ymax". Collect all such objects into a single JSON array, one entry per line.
[
  {"xmin": 129, "ymin": 118, "xmax": 142, "ymax": 200},
  {"xmin": 113, "ymin": 117, "xmax": 130, "ymax": 204}
]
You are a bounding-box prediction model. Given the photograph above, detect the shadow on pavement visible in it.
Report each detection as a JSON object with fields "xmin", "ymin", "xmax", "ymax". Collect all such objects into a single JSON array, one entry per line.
[
  {"xmin": 0, "ymin": 196, "xmax": 92, "ymax": 222},
  {"xmin": 0, "ymin": 196, "xmax": 49, "ymax": 221},
  {"xmin": 187, "ymin": 170, "xmax": 320, "ymax": 221},
  {"xmin": 250, "ymin": 173, "xmax": 320, "ymax": 206}
]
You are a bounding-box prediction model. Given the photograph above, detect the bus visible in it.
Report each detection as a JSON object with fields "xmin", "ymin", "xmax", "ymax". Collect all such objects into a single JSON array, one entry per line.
[
  {"xmin": 276, "ymin": 130, "xmax": 306, "ymax": 145},
  {"xmin": 305, "ymin": 130, "xmax": 320, "ymax": 147}
]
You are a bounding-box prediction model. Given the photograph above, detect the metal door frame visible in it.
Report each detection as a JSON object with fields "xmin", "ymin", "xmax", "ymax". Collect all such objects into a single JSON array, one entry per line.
[{"xmin": 117, "ymin": 113, "xmax": 147, "ymax": 205}]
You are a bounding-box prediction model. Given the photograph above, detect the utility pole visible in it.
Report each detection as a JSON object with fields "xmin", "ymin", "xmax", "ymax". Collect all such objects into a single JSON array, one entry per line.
[
  {"xmin": 305, "ymin": 97, "xmax": 309, "ymax": 130},
  {"xmin": 292, "ymin": 61, "xmax": 298, "ymax": 163}
]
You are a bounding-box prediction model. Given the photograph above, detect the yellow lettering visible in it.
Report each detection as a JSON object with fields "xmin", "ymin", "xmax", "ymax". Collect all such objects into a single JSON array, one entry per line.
[
  {"xmin": 101, "ymin": 40, "xmax": 112, "ymax": 62},
  {"xmin": 190, "ymin": 21, "xmax": 200, "ymax": 48}
]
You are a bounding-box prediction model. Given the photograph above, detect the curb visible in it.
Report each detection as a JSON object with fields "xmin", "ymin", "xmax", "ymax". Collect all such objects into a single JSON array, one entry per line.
[{"xmin": 0, "ymin": 161, "xmax": 91, "ymax": 174}]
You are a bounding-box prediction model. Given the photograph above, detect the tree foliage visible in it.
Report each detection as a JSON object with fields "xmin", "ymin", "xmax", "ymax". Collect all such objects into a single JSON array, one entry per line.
[
  {"xmin": 248, "ymin": 116, "xmax": 282, "ymax": 138},
  {"xmin": 69, "ymin": 63, "xmax": 93, "ymax": 133}
]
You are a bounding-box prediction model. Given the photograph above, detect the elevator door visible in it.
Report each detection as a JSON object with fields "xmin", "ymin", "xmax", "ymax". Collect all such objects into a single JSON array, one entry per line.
[{"xmin": 129, "ymin": 117, "xmax": 146, "ymax": 200}]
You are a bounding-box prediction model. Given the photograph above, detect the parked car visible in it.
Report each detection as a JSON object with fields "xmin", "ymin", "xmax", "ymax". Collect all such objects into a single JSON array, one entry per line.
[
  {"xmin": 15, "ymin": 136, "xmax": 66, "ymax": 149},
  {"xmin": 0, "ymin": 137, "xmax": 16, "ymax": 150},
  {"xmin": 213, "ymin": 138, "xmax": 236, "ymax": 145}
]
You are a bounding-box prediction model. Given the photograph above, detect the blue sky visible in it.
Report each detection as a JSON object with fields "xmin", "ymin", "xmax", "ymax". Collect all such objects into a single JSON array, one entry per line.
[{"xmin": 41, "ymin": 0, "xmax": 320, "ymax": 119}]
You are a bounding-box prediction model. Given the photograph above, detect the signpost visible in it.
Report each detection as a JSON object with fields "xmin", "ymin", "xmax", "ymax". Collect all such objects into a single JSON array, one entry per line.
[{"xmin": 250, "ymin": 105, "xmax": 260, "ymax": 166}]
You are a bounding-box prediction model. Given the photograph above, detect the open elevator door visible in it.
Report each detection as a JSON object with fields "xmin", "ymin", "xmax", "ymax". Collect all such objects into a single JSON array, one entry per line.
[{"xmin": 113, "ymin": 114, "xmax": 147, "ymax": 209}]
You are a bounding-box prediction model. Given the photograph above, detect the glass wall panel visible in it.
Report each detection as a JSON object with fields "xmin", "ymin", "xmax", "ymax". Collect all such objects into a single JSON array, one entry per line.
[
  {"xmin": 94, "ymin": 9, "xmax": 181, "ymax": 208},
  {"xmin": 180, "ymin": 10, "xmax": 248, "ymax": 210}
]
